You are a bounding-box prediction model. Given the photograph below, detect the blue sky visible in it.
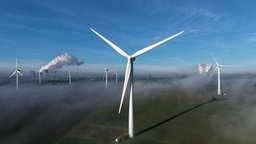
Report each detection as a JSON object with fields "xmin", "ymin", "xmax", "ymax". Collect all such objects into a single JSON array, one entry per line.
[{"xmin": 1, "ymin": 0, "xmax": 256, "ymax": 74}]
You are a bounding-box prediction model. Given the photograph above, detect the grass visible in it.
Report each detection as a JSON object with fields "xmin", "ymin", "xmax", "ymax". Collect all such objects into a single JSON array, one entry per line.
[{"xmin": 57, "ymin": 136, "xmax": 101, "ymax": 144}]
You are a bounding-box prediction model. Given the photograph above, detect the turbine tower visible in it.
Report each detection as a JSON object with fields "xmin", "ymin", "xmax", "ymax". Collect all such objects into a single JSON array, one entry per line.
[
  {"xmin": 10, "ymin": 58, "xmax": 23, "ymax": 90},
  {"xmin": 115, "ymin": 71, "xmax": 119, "ymax": 84},
  {"xmin": 38, "ymin": 71, "xmax": 41, "ymax": 85},
  {"xmin": 68, "ymin": 69, "xmax": 72, "ymax": 85},
  {"xmin": 104, "ymin": 67, "xmax": 109, "ymax": 88},
  {"xmin": 209, "ymin": 54, "xmax": 223, "ymax": 95},
  {"xmin": 91, "ymin": 28, "xmax": 184, "ymax": 138}
]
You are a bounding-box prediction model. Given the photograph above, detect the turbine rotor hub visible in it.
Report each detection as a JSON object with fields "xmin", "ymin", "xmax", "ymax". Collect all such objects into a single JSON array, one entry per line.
[{"xmin": 129, "ymin": 57, "xmax": 136, "ymax": 62}]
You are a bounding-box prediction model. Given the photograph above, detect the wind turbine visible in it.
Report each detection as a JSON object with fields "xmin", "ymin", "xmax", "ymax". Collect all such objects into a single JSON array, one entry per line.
[
  {"xmin": 68, "ymin": 69, "xmax": 72, "ymax": 85},
  {"xmin": 10, "ymin": 58, "xmax": 22, "ymax": 90},
  {"xmin": 115, "ymin": 71, "xmax": 119, "ymax": 84},
  {"xmin": 38, "ymin": 71, "xmax": 42, "ymax": 85},
  {"xmin": 104, "ymin": 67, "xmax": 109, "ymax": 88},
  {"xmin": 91, "ymin": 28, "xmax": 184, "ymax": 138},
  {"xmin": 209, "ymin": 54, "xmax": 223, "ymax": 95}
]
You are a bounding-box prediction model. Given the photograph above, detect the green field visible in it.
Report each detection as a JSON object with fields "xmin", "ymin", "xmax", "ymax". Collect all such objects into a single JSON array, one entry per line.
[{"xmin": 57, "ymin": 86, "xmax": 256, "ymax": 144}]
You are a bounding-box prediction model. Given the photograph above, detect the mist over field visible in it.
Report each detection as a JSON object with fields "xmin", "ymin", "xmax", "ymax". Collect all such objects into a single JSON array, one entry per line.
[
  {"xmin": 0, "ymin": 82, "xmax": 122, "ymax": 144},
  {"xmin": 0, "ymin": 74, "xmax": 256, "ymax": 144}
]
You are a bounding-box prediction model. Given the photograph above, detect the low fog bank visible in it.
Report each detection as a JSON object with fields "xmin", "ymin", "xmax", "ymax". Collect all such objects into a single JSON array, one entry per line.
[
  {"xmin": 210, "ymin": 76, "xmax": 256, "ymax": 144},
  {"xmin": 135, "ymin": 74, "xmax": 256, "ymax": 98},
  {"xmin": 0, "ymin": 82, "xmax": 122, "ymax": 144},
  {"xmin": 0, "ymin": 74, "xmax": 256, "ymax": 143},
  {"xmin": 132, "ymin": 75, "xmax": 256, "ymax": 144},
  {"xmin": 210, "ymin": 105, "xmax": 256, "ymax": 144},
  {"xmin": 135, "ymin": 74, "xmax": 256, "ymax": 144}
]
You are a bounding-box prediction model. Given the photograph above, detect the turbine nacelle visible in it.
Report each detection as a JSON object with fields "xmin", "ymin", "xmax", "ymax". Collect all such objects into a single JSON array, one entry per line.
[{"xmin": 129, "ymin": 57, "xmax": 136, "ymax": 62}]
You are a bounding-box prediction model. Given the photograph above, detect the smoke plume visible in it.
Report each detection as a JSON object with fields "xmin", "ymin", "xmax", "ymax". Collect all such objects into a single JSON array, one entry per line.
[
  {"xmin": 198, "ymin": 63, "xmax": 213, "ymax": 75},
  {"xmin": 39, "ymin": 53, "xmax": 83, "ymax": 73}
]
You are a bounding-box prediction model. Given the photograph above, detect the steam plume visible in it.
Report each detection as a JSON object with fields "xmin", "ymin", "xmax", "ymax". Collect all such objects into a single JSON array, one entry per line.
[
  {"xmin": 39, "ymin": 53, "xmax": 83, "ymax": 73},
  {"xmin": 198, "ymin": 63, "xmax": 212, "ymax": 75}
]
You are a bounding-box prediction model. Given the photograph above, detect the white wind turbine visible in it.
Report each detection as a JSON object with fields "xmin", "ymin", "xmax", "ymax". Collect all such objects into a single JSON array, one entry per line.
[
  {"xmin": 10, "ymin": 58, "xmax": 23, "ymax": 90},
  {"xmin": 115, "ymin": 71, "xmax": 119, "ymax": 84},
  {"xmin": 68, "ymin": 69, "xmax": 72, "ymax": 85},
  {"xmin": 104, "ymin": 67, "xmax": 109, "ymax": 88},
  {"xmin": 91, "ymin": 28, "xmax": 184, "ymax": 138},
  {"xmin": 38, "ymin": 71, "xmax": 42, "ymax": 85},
  {"xmin": 209, "ymin": 54, "xmax": 223, "ymax": 95}
]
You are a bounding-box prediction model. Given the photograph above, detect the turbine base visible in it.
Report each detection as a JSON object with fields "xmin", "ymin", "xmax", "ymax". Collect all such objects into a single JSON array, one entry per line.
[{"xmin": 114, "ymin": 133, "xmax": 129, "ymax": 143}]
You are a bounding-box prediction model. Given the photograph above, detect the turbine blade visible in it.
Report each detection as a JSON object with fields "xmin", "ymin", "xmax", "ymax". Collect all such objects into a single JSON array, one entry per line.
[
  {"xmin": 90, "ymin": 28, "xmax": 130, "ymax": 58},
  {"xmin": 17, "ymin": 71, "xmax": 23, "ymax": 76},
  {"xmin": 208, "ymin": 67, "xmax": 218, "ymax": 81},
  {"xmin": 210, "ymin": 53, "xmax": 219, "ymax": 66},
  {"xmin": 132, "ymin": 31, "xmax": 184, "ymax": 58},
  {"xmin": 118, "ymin": 60, "xmax": 131, "ymax": 114},
  {"xmin": 10, "ymin": 71, "xmax": 16, "ymax": 78}
]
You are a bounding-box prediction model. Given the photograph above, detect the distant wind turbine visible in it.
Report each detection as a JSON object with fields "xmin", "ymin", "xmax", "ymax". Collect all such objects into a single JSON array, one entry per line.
[
  {"xmin": 115, "ymin": 71, "xmax": 119, "ymax": 84},
  {"xmin": 37, "ymin": 71, "xmax": 42, "ymax": 85},
  {"xmin": 68, "ymin": 69, "xmax": 72, "ymax": 85},
  {"xmin": 91, "ymin": 28, "xmax": 184, "ymax": 138},
  {"xmin": 10, "ymin": 58, "xmax": 22, "ymax": 90},
  {"xmin": 104, "ymin": 67, "xmax": 109, "ymax": 88},
  {"xmin": 209, "ymin": 54, "xmax": 224, "ymax": 95}
]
